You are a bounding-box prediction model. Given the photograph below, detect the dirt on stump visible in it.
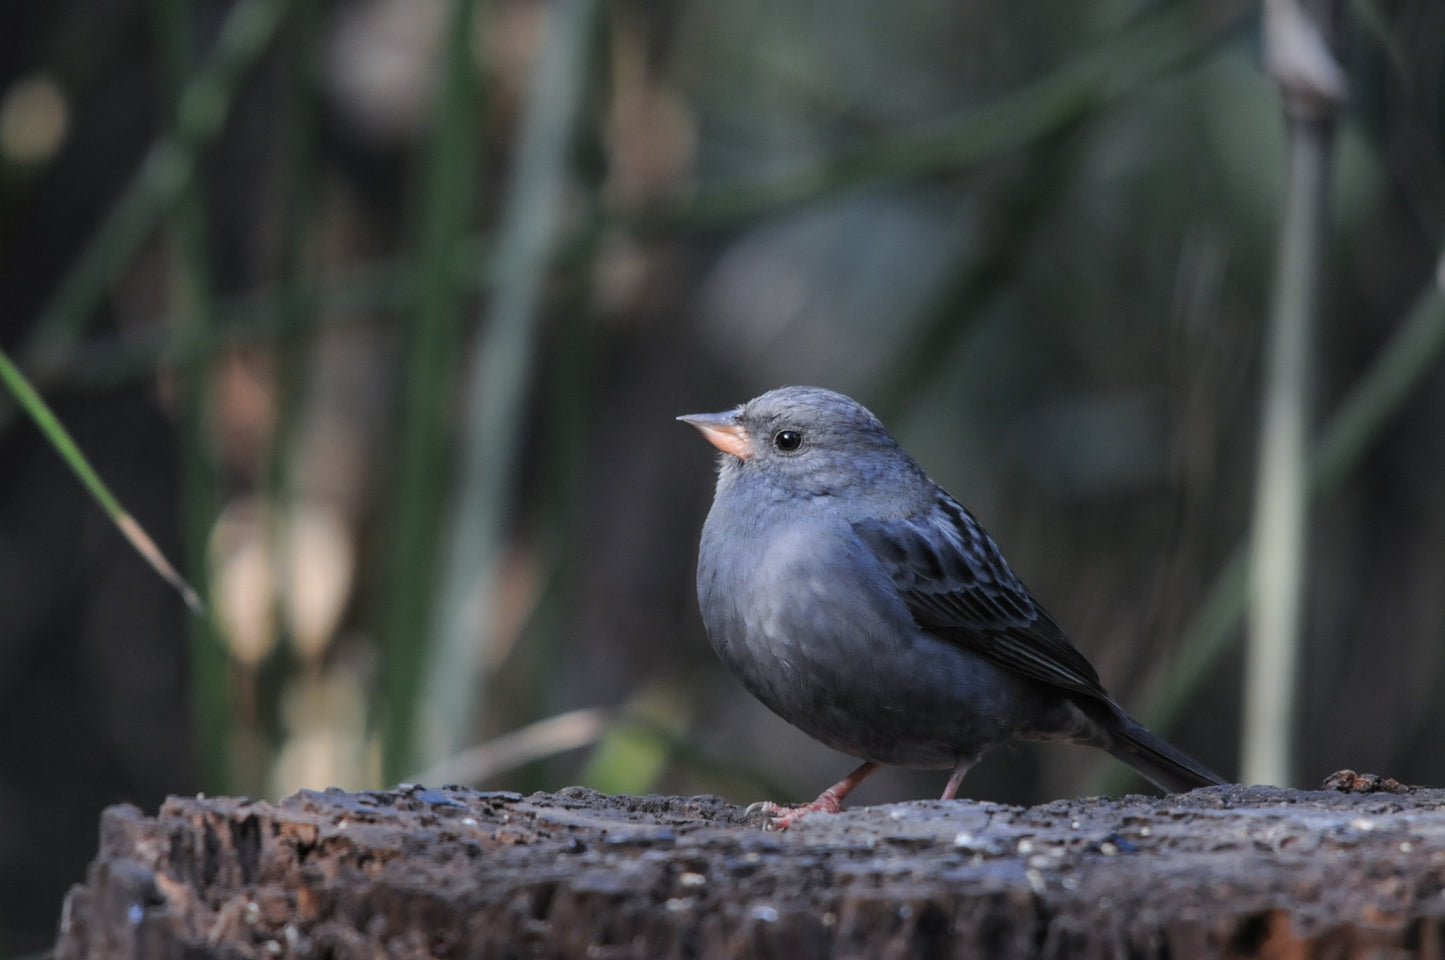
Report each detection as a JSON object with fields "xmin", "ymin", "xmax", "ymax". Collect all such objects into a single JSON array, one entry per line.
[{"xmin": 52, "ymin": 779, "xmax": 1445, "ymax": 959}]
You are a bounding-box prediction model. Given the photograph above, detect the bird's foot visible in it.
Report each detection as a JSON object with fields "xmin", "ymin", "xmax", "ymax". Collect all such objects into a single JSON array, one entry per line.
[
  {"xmin": 745, "ymin": 796, "xmax": 844, "ymax": 830},
  {"xmin": 744, "ymin": 760, "xmax": 880, "ymax": 830}
]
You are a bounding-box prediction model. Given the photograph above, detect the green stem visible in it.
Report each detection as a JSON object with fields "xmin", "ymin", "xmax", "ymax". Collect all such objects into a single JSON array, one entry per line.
[
  {"xmin": 380, "ymin": 0, "xmax": 486, "ymax": 783},
  {"xmin": 0, "ymin": 345, "xmax": 202, "ymax": 614},
  {"xmin": 151, "ymin": 0, "xmax": 230, "ymax": 792},
  {"xmin": 264, "ymin": 0, "xmax": 324, "ymax": 656},
  {"xmin": 420, "ymin": 0, "xmax": 603, "ymax": 771}
]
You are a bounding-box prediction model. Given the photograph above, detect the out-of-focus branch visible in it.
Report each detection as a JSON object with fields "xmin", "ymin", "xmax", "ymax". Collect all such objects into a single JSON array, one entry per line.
[
  {"xmin": 633, "ymin": 0, "xmax": 1248, "ymax": 232},
  {"xmin": 16, "ymin": 0, "xmax": 293, "ymax": 378},
  {"xmin": 408, "ymin": 703, "xmax": 792, "ymax": 800},
  {"xmin": 872, "ymin": 125, "xmax": 1087, "ymax": 423},
  {"xmin": 410, "ymin": 708, "xmax": 615, "ymax": 788}
]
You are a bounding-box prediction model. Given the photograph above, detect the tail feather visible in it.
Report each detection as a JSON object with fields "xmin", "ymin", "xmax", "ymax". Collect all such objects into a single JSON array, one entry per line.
[{"xmin": 1094, "ymin": 705, "xmax": 1226, "ymax": 793}]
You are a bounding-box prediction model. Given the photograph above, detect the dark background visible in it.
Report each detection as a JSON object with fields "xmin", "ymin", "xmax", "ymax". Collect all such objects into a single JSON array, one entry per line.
[{"xmin": 2, "ymin": 0, "xmax": 1444, "ymax": 952}]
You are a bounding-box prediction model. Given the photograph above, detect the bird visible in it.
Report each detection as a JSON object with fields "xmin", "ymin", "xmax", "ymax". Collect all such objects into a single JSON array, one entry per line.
[{"xmin": 678, "ymin": 385, "xmax": 1225, "ymax": 828}]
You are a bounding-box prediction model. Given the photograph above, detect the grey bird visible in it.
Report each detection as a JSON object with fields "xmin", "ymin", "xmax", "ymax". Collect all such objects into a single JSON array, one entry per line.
[{"xmin": 679, "ymin": 385, "xmax": 1225, "ymax": 828}]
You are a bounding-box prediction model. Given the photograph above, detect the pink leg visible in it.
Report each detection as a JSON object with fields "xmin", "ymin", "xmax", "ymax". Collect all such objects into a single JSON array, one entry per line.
[
  {"xmin": 940, "ymin": 756, "xmax": 976, "ymax": 800},
  {"xmin": 748, "ymin": 760, "xmax": 880, "ymax": 830}
]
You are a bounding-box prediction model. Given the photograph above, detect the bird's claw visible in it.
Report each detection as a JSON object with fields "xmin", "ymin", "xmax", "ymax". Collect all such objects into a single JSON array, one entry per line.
[
  {"xmin": 744, "ymin": 798, "xmax": 838, "ymax": 830},
  {"xmin": 745, "ymin": 800, "xmax": 797, "ymax": 830}
]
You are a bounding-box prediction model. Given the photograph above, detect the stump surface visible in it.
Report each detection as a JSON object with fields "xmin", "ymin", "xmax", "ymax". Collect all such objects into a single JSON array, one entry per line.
[{"xmin": 54, "ymin": 782, "xmax": 1445, "ymax": 958}]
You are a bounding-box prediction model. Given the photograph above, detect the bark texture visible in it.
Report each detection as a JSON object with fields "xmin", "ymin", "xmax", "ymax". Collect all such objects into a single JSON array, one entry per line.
[{"xmin": 54, "ymin": 780, "xmax": 1445, "ymax": 958}]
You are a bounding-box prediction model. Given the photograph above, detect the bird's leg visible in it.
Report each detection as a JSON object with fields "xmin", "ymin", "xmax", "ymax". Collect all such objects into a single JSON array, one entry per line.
[
  {"xmin": 940, "ymin": 755, "xmax": 976, "ymax": 800},
  {"xmin": 747, "ymin": 760, "xmax": 880, "ymax": 830}
]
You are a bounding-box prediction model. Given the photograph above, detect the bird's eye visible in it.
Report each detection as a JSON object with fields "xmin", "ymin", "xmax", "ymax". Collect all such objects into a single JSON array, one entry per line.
[{"xmin": 773, "ymin": 430, "xmax": 803, "ymax": 452}]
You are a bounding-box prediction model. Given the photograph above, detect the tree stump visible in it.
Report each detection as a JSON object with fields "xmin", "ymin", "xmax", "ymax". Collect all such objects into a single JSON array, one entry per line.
[{"xmin": 53, "ymin": 780, "xmax": 1445, "ymax": 958}]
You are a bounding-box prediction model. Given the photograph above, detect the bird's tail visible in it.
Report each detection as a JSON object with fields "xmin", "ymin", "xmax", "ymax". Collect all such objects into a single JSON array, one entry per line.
[{"xmin": 1090, "ymin": 703, "xmax": 1227, "ymax": 793}]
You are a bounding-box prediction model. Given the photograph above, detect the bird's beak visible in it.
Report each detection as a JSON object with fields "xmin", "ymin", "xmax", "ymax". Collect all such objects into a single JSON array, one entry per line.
[{"xmin": 677, "ymin": 409, "xmax": 754, "ymax": 461}]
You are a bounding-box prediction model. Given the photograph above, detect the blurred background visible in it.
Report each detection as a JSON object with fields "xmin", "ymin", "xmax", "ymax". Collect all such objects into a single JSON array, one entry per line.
[{"xmin": 2, "ymin": 0, "xmax": 1444, "ymax": 951}]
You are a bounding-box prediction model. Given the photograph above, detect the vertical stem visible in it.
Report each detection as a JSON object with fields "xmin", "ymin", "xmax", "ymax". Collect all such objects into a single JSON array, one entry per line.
[
  {"xmin": 379, "ymin": 0, "xmax": 485, "ymax": 783},
  {"xmin": 1092, "ymin": 240, "xmax": 1445, "ymax": 798},
  {"xmin": 266, "ymin": 0, "xmax": 323, "ymax": 601},
  {"xmin": 1243, "ymin": 0, "xmax": 1343, "ymax": 787},
  {"xmin": 418, "ymin": 0, "xmax": 602, "ymax": 770},
  {"xmin": 150, "ymin": 0, "xmax": 229, "ymax": 791}
]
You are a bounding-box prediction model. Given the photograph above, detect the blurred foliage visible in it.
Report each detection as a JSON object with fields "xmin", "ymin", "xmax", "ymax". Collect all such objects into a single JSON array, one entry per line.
[{"xmin": 2, "ymin": 0, "xmax": 1445, "ymax": 952}]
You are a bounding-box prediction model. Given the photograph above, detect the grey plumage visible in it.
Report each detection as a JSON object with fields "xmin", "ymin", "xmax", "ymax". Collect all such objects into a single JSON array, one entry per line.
[{"xmin": 680, "ymin": 385, "xmax": 1224, "ymax": 823}]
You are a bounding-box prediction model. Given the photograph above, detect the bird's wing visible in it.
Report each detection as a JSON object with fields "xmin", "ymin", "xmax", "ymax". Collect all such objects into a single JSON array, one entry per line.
[{"xmin": 852, "ymin": 494, "xmax": 1109, "ymax": 701}]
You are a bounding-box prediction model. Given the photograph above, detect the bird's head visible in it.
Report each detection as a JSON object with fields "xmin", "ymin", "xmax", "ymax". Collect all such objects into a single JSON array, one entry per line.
[{"xmin": 678, "ymin": 386, "xmax": 926, "ymax": 505}]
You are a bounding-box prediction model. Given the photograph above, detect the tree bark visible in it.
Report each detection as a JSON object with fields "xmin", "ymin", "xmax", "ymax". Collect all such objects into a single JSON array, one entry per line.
[{"xmin": 54, "ymin": 780, "xmax": 1445, "ymax": 958}]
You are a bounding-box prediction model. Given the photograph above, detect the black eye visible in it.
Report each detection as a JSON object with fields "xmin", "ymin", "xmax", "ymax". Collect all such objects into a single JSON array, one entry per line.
[{"xmin": 773, "ymin": 430, "xmax": 802, "ymax": 451}]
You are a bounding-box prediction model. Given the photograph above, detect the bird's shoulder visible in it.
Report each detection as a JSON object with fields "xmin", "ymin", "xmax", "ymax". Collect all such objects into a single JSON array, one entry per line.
[{"xmin": 850, "ymin": 492, "xmax": 1028, "ymax": 614}]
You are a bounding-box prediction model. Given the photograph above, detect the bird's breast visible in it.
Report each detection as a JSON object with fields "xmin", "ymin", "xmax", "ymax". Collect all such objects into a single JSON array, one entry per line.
[
  {"xmin": 697, "ymin": 509, "xmax": 917, "ymax": 717},
  {"xmin": 694, "ymin": 497, "xmax": 1065, "ymax": 767}
]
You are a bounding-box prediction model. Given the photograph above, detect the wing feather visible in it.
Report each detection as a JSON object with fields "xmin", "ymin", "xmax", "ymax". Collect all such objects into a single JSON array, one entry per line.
[{"xmin": 853, "ymin": 494, "xmax": 1108, "ymax": 701}]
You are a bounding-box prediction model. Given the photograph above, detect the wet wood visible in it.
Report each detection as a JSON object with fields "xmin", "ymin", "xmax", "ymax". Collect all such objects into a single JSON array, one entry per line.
[{"xmin": 54, "ymin": 780, "xmax": 1445, "ymax": 958}]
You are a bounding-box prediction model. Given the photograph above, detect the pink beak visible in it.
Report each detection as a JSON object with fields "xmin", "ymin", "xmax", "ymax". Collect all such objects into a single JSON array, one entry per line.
[{"xmin": 678, "ymin": 410, "xmax": 754, "ymax": 460}]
